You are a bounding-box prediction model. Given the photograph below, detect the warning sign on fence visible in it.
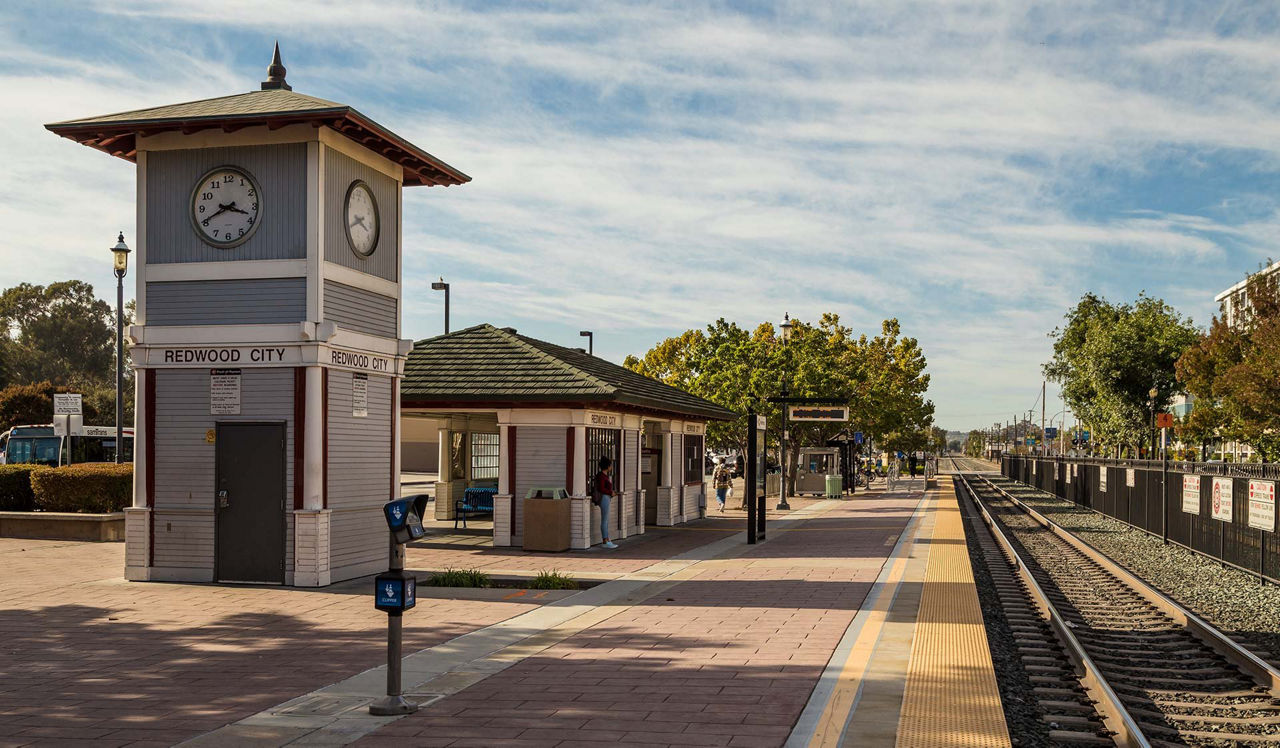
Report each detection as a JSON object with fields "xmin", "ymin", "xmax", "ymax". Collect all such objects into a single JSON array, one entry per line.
[
  {"xmin": 1065, "ymin": 463, "xmax": 1073, "ymax": 483},
  {"xmin": 1125, "ymin": 468, "xmax": 1135, "ymax": 488},
  {"xmin": 1099, "ymin": 467, "xmax": 1108, "ymax": 493},
  {"xmin": 1211, "ymin": 477, "xmax": 1233, "ymax": 522},
  {"xmin": 1182, "ymin": 474, "xmax": 1201, "ymax": 515},
  {"xmin": 1248, "ymin": 480, "xmax": 1276, "ymax": 532}
]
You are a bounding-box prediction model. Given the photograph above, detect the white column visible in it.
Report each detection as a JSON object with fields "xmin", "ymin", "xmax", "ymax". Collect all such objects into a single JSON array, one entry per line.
[
  {"xmin": 438, "ymin": 427, "xmax": 451, "ymax": 478},
  {"xmin": 572, "ymin": 424, "xmax": 587, "ymax": 496},
  {"xmin": 303, "ymin": 366, "xmax": 325, "ymax": 510},
  {"xmin": 131, "ymin": 369, "xmax": 147, "ymax": 509},
  {"xmin": 498, "ymin": 425, "xmax": 511, "ymax": 495},
  {"xmin": 661, "ymin": 430, "xmax": 673, "ymax": 487},
  {"xmin": 391, "ymin": 377, "xmax": 401, "ymax": 493}
]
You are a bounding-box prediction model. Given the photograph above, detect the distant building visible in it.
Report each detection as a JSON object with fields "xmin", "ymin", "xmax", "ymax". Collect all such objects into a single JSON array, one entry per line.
[{"xmin": 1214, "ymin": 259, "xmax": 1280, "ymax": 328}]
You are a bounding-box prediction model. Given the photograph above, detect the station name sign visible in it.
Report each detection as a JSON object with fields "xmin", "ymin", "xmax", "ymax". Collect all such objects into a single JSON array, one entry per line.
[
  {"xmin": 150, "ymin": 346, "xmax": 299, "ymax": 366},
  {"xmin": 788, "ymin": 405, "xmax": 849, "ymax": 422},
  {"xmin": 330, "ymin": 349, "xmax": 392, "ymax": 373}
]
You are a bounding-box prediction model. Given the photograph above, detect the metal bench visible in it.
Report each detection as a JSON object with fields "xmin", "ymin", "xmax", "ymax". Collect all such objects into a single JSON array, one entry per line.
[{"xmin": 455, "ymin": 487, "xmax": 497, "ymax": 529}]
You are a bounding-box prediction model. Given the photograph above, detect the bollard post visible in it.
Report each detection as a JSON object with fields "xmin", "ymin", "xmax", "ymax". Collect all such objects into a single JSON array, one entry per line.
[
  {"xmin": 370, "ymin": 498, "xmax": 425, "ymax": 716},
  {"xmin": 746, "ymin": 407, "xmax": 757, "ymax": 544}
]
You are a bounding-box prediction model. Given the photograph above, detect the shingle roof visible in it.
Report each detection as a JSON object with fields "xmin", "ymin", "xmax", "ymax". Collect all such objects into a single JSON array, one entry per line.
[
  {"xmin": 45, "ymin": 87, "xmax": 468, "ymax": 187},
  {"xmin": 402, "ymin": 324, "xmax": 736, "ymax": 421}
]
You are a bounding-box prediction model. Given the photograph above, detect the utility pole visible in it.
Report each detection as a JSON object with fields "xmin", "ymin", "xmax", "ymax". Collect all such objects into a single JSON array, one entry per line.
[{"xmin": 1040, "ymin": 382, "xmax": 1046, "ymax": 458}]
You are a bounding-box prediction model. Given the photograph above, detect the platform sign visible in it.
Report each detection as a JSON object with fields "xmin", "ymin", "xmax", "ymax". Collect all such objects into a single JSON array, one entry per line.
[
  {"xmin": 1249, "ymin": 480, "xmax": 1276, "ymax": 532},
  {"xmin": 53, "ymin": 393, "xmax": 82, "ymax": 415},
  {"xmin": 1045, "ymin": 427, "xmax": 1057, "ymax": 439},
  {"xmin": 1211, "ymin": 477, "xmax": 1233, "ymax": 522},
  {"xmin": 1182, "ymin": 475, "xmax": 1201, "ymax": 514},
  {"xmin": 789, "ymin": 406, "xmax": 848, "ymax": 422},
  {"xmin": 1081, "ymin": 430, "xmax": 1090, "ymax": 441},
  {"xmin": 1099, "ymin": 467, "xmax": 1108, "ymax": 492},
  {"xmin": 1125, "ymin": 468, "xmax": 1135, "ymax": 488},
  {"xmin": 1156, "ymin": 413, "xmax": 1174, "ymax": 429},
  {"xmin": 853, "ymin": 431, "xmax": 864, "ymax": 445}
]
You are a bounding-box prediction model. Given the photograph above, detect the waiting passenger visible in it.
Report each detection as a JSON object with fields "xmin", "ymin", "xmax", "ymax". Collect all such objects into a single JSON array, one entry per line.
[{"xmin": 594, "ymin": 457, "xmax": 618, "ymax": 549}]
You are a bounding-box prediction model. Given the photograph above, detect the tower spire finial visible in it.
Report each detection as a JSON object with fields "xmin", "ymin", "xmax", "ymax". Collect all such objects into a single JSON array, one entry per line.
[{"xmin": 261, "ymin": 41, "xmax": 291, "ymax": 91}]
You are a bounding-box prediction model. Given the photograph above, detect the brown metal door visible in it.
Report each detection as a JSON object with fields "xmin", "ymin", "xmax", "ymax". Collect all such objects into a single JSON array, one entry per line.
[{"xmin": 215, "ymin": 422, "xmax": 286, "ymax": 584}]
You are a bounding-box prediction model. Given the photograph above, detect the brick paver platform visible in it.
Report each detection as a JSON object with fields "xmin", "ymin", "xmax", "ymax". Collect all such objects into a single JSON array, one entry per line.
[
  {"xmin": 355, "ymin": 492, "xmax": 922, "ymax": 748},
  {"xmin": 0, "ymin": 540, "xmax": 551, "ymax": 747}
]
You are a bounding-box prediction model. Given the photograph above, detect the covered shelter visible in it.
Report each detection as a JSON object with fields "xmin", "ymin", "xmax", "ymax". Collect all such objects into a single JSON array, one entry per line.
[{"xmin": 401, "ymin": 324, "xmax": 735, "ymax": 548}]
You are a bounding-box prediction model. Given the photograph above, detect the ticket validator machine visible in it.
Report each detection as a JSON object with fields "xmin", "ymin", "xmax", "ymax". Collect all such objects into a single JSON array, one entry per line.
[{"xmin": 369, "ymin": 497, "xmax": 426, "ymax": 715}]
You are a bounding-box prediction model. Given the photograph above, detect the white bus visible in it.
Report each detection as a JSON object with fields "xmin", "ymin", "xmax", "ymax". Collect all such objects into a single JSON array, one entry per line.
[{"xmin": 0, "ymin": 424, "xmax": 134, "ymax": 467}]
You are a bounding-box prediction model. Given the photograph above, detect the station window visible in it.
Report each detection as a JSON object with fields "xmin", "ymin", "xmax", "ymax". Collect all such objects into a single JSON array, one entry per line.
[
  {"xmin": 684, "ymin": 435, "xmax": 704, "ymax": 484},
  {"xmin": 586, "ymin": 427, "xmax": 621, "ymax": 490},
  {"xmin": 470, "ymin": 432, "xmax": 500, "ymax": 480}
]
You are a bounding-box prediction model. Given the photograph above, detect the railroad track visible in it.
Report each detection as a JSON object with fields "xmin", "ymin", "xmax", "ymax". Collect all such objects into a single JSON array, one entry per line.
[
  {"xmin": 958, "ymin": 473, "xmax": 1280, "ymax": 747},
  {"xmin": 940, "ymin": 455, "xmax": 998, "ymax": 474}
]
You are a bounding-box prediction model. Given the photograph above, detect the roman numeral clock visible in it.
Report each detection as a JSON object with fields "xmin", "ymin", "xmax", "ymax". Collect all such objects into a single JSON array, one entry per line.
[{"xmin": 46, "ymin": 45, "xmax": 469, "ymax": 587}]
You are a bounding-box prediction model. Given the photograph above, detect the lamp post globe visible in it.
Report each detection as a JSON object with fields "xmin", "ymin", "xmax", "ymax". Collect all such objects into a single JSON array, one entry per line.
[{"xmin": 110, "ymin": 232, "xmax": 130, "ymax": 463}]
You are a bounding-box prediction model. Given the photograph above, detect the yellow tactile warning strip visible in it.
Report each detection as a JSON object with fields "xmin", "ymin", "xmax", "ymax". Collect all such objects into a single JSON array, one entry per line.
[{"xmin": 895, "ymin": 482, "xmax": 1011, "ymax": 748}]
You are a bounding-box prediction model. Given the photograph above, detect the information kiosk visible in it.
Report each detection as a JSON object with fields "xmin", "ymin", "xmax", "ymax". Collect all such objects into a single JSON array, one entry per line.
[{"xmin": 46, "ymin": 47, "xmax": 469, "ymax": 586}]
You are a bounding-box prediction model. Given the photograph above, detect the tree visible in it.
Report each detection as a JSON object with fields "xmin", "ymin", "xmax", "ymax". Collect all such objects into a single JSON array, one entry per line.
[
  {"xmin": 1045, "ymin": 293, "xmax": 1198, "ymax": 456},
  {"xmin": 0, "ymin": 381, "xmax": 103, "ymax": 432},
  {"xmin": 1177, "ymin": 268, "xmax": 1280, "ymax": 461},
  {"xmin": 626, "ymin": 314, "xmax": 935, "ymax": 494},
  {"xmin": 963, "ymin": 430, "xmax": 985, "ymax": 458},
  {"xmin": 0, "ymin": 281, "xmax": 116, "ymax": 387}
]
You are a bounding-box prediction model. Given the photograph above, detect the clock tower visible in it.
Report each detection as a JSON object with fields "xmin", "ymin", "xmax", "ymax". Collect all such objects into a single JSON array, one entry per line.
[{"xmin": 47, "ymin": 46, "xmax": 469, "ymax": 586}]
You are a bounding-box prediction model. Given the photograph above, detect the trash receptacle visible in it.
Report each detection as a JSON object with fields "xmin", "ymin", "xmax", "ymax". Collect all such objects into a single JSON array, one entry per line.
[
  {"xmin": 825, "ymin": 475, "xmax": 842, "ymax": 499},
  {"xmin": 523, "ymin": 487, "xmax": 571, "ymax": 552}
]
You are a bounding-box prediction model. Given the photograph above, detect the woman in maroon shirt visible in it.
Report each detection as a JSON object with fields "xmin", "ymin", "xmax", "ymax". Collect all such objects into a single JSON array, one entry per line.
[{"xmin": 595, "ymin": 457, "xmax": 617, "ymax": 549}]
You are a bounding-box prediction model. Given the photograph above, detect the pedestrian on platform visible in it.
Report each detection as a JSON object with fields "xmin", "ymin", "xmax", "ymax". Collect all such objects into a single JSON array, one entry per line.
[
  {"xmin": 712, "ymin": 458, "xmax": 732, "ymax": 512},
  {"xmin": 594, "ymin": 457, "xmax": 618, "ymax": 549}
]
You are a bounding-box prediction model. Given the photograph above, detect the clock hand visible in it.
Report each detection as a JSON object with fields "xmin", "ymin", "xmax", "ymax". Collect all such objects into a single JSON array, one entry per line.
[
  {"xmin": 203, "ymin": 205, "xmax": 230, "ymax": 224},
  {"xmin": 221, "ymin": 202, "xmax": 249, "ymax": 215},
  {"xmin": 350, "ymin": 216, "xmax": 366, "ymax": 229}
]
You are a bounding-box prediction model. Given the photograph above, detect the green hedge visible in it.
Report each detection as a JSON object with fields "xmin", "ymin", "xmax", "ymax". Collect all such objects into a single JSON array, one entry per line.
[
  {"xmin": 31, "ymin": 464, "xmax": 133, "ymax": 513},
  {"xmin": 0, "ymin": 465, "xmax": 38, "ymax": 511}
]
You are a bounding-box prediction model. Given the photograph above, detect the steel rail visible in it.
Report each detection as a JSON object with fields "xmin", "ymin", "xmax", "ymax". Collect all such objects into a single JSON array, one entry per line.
[
  {"xmin": 956, "ymin": 473, "xmax": 1146, "ymax": 748},
  {"xmin": 976, "ymin": 474, "xmax": 1280, "ymax": 693}
]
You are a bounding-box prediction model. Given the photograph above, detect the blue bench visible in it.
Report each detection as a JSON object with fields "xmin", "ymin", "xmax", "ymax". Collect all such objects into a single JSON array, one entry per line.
[{"xmin": 455, "ymin": 487, "xmax": 497, "ymax": 529}]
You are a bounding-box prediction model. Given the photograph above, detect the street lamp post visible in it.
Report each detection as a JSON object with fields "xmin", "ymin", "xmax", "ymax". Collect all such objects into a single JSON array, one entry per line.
[
  {"xmin": 110, "ymin": 233, "xmax": 131, "ymax": 464},
  {"xmin": 1149, "ymin": 385, "xmax": 1159, "ymax": 461},
  {"xmin": 777, "ymin": 313, "xmax": 793, "ymax": 511},
  {"xmin": 579, "ymin": 330, "xmax": 593, "ymax": 355},
  {"xmin": 430, "ymin": 278, "xmax": 450, "ymax": 334}
]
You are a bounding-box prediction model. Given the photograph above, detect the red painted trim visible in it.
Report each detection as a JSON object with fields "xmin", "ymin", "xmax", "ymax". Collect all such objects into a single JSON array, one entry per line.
[
  {"xmin": 321, "ymin": 368, "xmax": 329, "ymax": 509},
  {"xmin": 566, "ymin": 427, "xmax": 575, "ymax": 494},
  {"xmin": 293, "ymin": 368, "xmax": 305, "ymax": 510},
  {"xmin": 508, "ymin": 426, "xmax": 517, "ymax": 537}
]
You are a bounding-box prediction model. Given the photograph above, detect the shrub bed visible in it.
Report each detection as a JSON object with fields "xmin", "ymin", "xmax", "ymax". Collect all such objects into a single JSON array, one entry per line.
[
  {"xmin": 31, "ymin": 464, "xmax": 132, "ymax": 513},
  {"xmin": 0, "ymin": 465, "xmax": 38, "ymax": 511}
]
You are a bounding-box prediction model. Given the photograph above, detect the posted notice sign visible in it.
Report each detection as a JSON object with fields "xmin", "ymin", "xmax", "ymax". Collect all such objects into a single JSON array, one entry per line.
[
  {"xmin": 1182, "ymin": 474, "xmax": 1201, "ymax": 514},
  {"xmin": 210, "ymin": 369, "xmax": 242, "ymax": 415},
  {"xmin": 53, "ymin": 393, "xmax": 82, "ymax": 415},
  {"xmin": 352, "ymin": 373, "xmax": 369, "ymax": 418},
  {"xmin": 1249, "ymin": 480, "xmax": 1276, "ymax": 532},
  {"xmin": 1099, "ymin": 467, "xmax": 1108, "ymax": 492},
  {"xmin": 1211, "ymin": 477, "xmax": 1234, "ymax": 522},
  {"xmin": 1125, "ymin": 468, "xmax": 1135, "ymax": 488},
  {"xmin": 788, "ymin": 405, "xmax": 849, "ymax": 422}
]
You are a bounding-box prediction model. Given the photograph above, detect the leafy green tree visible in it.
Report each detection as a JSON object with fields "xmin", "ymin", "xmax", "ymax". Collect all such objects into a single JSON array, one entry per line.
[
  {"xmin": 0, "ymin": 281, "xmax": 115, "ymax": 387},
  {"xmin": 626, "ymin": 314, "xmax": 934, "ymax": 493},
  {"xmin": 1045, "ymin": 293, "xmax": 1197, "ymax": 455}
]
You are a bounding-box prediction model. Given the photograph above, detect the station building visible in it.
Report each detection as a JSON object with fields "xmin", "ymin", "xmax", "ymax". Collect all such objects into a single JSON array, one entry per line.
[
  {"xmin": 46, "ymin": 49, "xmax": 468, "ymax": 586},
  {"xmin": 402, "ymin": 324, "xmax": 736, "ymax": 547}
]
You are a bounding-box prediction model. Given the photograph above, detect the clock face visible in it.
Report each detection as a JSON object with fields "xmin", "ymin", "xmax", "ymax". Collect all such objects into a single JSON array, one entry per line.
[
  {"xmin": 344, "ymin": 180, "xmax": 380, "ymax": 257},
  {"xmin": 190, "ymin": 167, "xmax": 261, "ymax": 247}
]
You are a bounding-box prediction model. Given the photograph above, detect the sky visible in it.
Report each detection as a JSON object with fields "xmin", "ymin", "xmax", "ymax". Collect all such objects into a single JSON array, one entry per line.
[{"xmin": 3, "ymin": 1, "xmax": 1280, "ymax": 432}]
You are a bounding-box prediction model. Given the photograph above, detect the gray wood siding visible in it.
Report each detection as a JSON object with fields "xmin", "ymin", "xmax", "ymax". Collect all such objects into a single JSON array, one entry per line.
[
  {"xmin": 152, "ymin": 367, "xmax": 295, "ymax": 573},
  {"xmin": 147, "ymin": 278, "xmax": 306, "ymax": 326},
  {"xmin": 323, "ymin": 280, "xmax": 397, "ymax": 337},
  {"xmin": 145, "ymin": 144, "xmax": 307, "ymax": 263},
  {"xmin": 327, "ymin": 370, "xmax": 393, "ymax": 579},
  {"xmin": 324, "ymin": 147, "xmax": 398, "ymax": 281},
  {"xmin": 514, "ymin": 427, "xmax": 567, "ymax": 542}
]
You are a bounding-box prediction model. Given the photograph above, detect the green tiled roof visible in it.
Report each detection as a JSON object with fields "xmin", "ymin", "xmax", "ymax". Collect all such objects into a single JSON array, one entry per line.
[{"xmin": 402, "ymin": 324, "xmax": 736, "ymax": 421}]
